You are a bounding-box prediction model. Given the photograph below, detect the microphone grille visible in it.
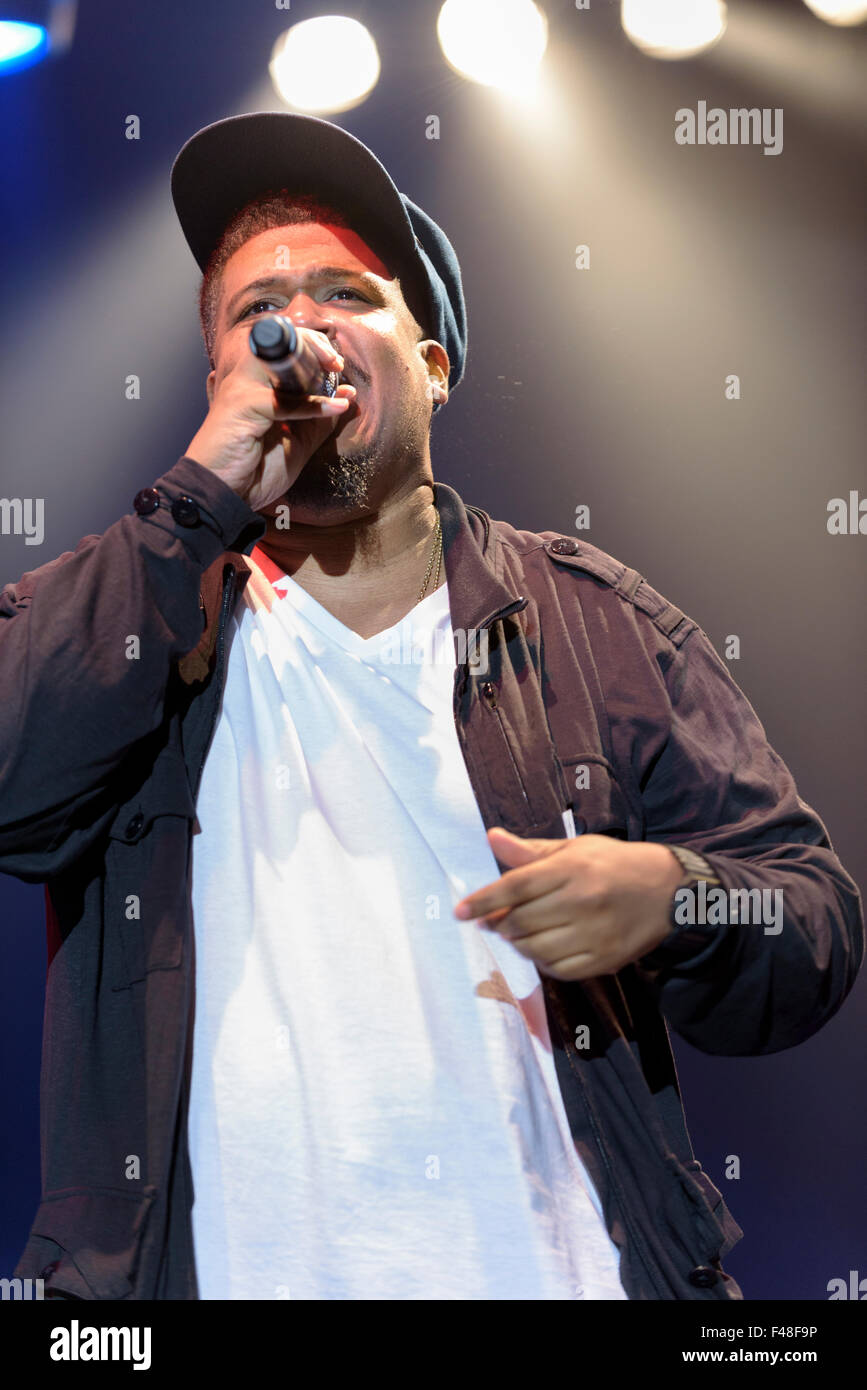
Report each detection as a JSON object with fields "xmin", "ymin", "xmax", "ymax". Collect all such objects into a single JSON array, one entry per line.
[{"xmin": 250, "ymin": 316, "xmax": 296, "ymax": 360}]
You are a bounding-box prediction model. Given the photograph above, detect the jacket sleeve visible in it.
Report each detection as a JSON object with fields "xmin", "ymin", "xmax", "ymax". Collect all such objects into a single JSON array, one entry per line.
[
  {"xmin": 0, "ymin": 456, "xmax": 264, "ymax": 883},
  {"xmin": 631, "ymin": 621, "xmax": 864, "ymax": 1056}
]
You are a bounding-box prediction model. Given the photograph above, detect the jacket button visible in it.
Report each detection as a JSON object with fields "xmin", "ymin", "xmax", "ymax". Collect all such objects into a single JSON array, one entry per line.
[
  {"xmin": 133, "ymin": 487, "xmax": 160, "ymax": 516},
  {"xmin": 550, "ymin": 537, "xmax": 579, "ymax": 555},
  {"xmin": 688, "ymin": 1265, "xmax": 719, "ymax": 1288},
  {"xmin": 171, "ymin": 494, "xmax": 200, "ymax": 527},
  {"xmin": 481, "ymin": 681, "xmax": 498, "ymax": 708},
  {"xmin": 124, "ymin": 812, "xmax": 144, "ymax": 839}
]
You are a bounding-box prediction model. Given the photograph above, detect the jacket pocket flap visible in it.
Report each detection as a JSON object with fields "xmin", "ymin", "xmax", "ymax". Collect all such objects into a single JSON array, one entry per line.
[
  {"xmin": 560, "ymin": 754, "xmax": 631, "ymax": 837},
  {"xmin": 107, "ymin": 749, "xmax": 195, "ymax": 844}
]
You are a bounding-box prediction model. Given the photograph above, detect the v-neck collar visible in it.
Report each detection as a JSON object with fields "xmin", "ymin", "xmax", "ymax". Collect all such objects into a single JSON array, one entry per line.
[
  {"xmin": 178, "ymin": 480, "xmax": 524, "ymax": 686},
  {"xmin": 257, "ymin": 548, "xmax": 450, "ymax": 654}
]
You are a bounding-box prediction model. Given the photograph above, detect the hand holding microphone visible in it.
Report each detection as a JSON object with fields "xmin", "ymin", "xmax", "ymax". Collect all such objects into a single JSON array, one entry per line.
[
  {"xmin": 185, "ymin": 318, "xmax": 357, "ymax": 513},
  {"xmin": 249, "ymin": 315, "xmax": 343, "ymax": 399}
]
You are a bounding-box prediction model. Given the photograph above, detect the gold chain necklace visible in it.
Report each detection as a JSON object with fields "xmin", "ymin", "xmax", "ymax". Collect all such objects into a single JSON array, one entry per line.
[{"xmin": 416, "ymin": 507, "xmax": 442, "ymax": 604}]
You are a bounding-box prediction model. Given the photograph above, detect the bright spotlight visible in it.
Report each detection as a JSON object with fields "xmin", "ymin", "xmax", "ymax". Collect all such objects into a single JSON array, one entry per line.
[
  {"xmin": 269, "ymin": 16, "xmax": 380, "ymax": 115},
  {"xmin": 0, "ymin": 1, "xmax": 77, "ymax": 75},
  {"xmin": 437, "ymin": 0, "xmax": 548, "ymax": 91},
  {"xmin": 621, "ymin": 0, "xmax": 727, "ymax": 60},
  {"xmin": 0, "ymin": 20, "xmax": 47, "ymax": 72},
  {"xmin": 802, "ymin": 0, "xmax": 867, "ymax": 23}
]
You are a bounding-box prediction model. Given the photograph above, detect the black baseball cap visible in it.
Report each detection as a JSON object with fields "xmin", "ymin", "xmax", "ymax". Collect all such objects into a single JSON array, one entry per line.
[{"xmin": 170, "ymin": 111, "xmax": 468, "ymax": 398}]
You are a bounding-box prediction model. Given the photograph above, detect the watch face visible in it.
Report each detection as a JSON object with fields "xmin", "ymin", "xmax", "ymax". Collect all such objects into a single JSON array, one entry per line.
[
  {"xmin": 642, "ymin": 849, "xmax": 723, "ymax": 971},
  {"xmin": 669, "ymin": 869, "xmax": 722, "ymax": 939},
  {"xmin": 670, "ymin": 845, "xmax": 716, "ymax": 880}
]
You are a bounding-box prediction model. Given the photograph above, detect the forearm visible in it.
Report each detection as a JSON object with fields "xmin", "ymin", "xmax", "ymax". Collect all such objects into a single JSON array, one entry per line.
[
  {"xmin": 0, "ymin": 456, "xmax": 264, "ymax": 880},
  {"xmin": 636, "ymin": 837, "xmax": 864, "ymax": 1055}
]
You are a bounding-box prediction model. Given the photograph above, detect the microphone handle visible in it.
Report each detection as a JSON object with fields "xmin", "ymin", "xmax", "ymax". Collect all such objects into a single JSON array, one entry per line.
[{"xmin": 248, "ymin": 316, "xmax": 339, "ymax": 398}]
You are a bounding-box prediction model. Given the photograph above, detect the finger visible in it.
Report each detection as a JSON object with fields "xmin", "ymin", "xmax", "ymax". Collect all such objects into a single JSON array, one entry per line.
[
  {"xmin": 304, "ymin": 330, "xmax": 344, "ymax": 368},
  {"xmin": 482, "ymin": 887, "xmax": 585, "ymax": 940},
  {"xmin": 538, "ymin": 950, "xmax": 597, "ymax": 981},
  {"xmin": 503, "ymin": 923, "xmax": 592, "ymax": 970},
  {"xmin": 455, "ymin": 854, "xmax": 573, "ymax": 920},
  {"xmin": 274, "ymin": 382, "xmax": 356, "ymax": 408},
  {"xmin": 474, "ymin": 905, "xmax": 512, "ymax": 928},
  {"xmin": 275, "ymin": 392, "xmax": 355, "ymax": 419},
  {"xmin": 487, "ymin": 827, "xmax": 565, "ymax": 865}
]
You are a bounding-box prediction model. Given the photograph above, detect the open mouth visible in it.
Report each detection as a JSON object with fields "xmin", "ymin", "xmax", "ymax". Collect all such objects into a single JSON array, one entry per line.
[{"xmin": 337, "ymin": 361, "xmax": 369, "ymax": 391}]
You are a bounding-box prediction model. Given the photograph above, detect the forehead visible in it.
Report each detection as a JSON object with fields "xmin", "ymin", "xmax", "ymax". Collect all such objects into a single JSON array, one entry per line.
[{"xmin": 220, "ymin": 222, "xmax": 394, "ymax": 301}]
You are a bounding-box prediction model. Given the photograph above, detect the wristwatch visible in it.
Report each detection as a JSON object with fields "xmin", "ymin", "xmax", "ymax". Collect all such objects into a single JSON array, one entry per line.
[{"xmin": 639, "ymin": 844, "xmax": 724, "ymax": 970}]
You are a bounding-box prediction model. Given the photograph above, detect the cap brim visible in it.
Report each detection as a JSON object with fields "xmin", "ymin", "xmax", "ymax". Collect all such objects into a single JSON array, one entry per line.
[{"xmin": 170, "ymin": 111, "xmax": 428, "ymax": 321}]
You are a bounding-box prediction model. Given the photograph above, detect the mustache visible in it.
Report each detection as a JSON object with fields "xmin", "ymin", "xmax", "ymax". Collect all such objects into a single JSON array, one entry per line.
[{"xmin": 337, "ymin": 356, "xmax": 370, "ymax": 389}]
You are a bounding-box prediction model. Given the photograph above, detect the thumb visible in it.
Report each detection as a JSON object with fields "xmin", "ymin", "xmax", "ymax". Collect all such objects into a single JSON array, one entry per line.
[{"xmin": 486, "ymin": 826, "xmax": 564, "ymax": 867}]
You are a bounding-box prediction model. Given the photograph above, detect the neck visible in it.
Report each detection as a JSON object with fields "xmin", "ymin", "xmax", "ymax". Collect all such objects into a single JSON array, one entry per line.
[{"xmin": 255, "ymin": 477, "xmax": 442, "ymax": 631}]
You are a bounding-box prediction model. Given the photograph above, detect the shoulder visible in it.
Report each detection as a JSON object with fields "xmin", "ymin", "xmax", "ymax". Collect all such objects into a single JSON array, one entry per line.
[{"xmin": 485, "ymin": 512, "xmax": 697, "ymax": 648}]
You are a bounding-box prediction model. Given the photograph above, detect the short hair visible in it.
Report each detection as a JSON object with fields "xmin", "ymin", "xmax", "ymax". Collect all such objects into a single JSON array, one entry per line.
[{"xmin": 198, "ymin": 189, "xmax": 421, "ymax": 368}]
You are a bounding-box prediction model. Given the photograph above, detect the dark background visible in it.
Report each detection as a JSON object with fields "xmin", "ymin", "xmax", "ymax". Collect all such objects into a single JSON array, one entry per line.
[{"xmin": 1, "ymin": 0, "xmax": 864, "ymax": 1299}]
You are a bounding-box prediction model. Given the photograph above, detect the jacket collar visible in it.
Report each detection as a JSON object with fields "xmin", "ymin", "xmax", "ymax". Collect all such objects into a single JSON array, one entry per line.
[
  {"xmin": 433, "ymin": 480, "xmax": 527, "ymax": 631},
  {"xmin": 177, "ymin": 480, "xmax": 526, "ymax": 687}
]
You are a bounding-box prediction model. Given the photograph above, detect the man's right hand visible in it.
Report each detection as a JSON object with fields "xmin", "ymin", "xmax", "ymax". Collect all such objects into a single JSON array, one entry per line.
[{"xmin": 184, "ymin": 327, "xmax": 357, "ymax": 513}]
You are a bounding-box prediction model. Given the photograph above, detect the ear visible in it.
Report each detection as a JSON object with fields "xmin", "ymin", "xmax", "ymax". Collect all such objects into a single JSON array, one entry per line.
[
  {"xmin": 421, "ymin": 341, "xmax": 449, "ymax": 406},
  {"xmin": 205, "ymin": 368, "xmax": 216, "ymax": 406}
]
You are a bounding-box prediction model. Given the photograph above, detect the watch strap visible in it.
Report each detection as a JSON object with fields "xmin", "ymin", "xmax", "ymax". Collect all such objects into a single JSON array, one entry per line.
[{"xmin": 640, "ymin": 844, "xmax": 724, "ymax": 970}]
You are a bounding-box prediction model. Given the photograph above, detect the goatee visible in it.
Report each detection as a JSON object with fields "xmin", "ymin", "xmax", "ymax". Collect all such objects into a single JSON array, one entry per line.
[{"xmin": 282, "ymin": 439, "xmax": 380, "ymax": 513}]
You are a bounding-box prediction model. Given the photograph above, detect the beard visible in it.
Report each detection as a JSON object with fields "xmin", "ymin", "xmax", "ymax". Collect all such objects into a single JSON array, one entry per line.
[
  {"xmin": 281, "ymin": 434, "xmax": 381, "ymax": 514},
  {"xmin": 279, "ymin": 397, "xmax": 424, "ymax": 517}
]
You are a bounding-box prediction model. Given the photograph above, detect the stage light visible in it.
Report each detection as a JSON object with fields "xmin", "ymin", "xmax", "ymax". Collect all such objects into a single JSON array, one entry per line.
[
  {"xmin": 436, "ymin": 0, "xmax": 548, "ymax": 91},
  {"xmin": 621, "ymin": 0, "xmax": 727, "ymax": 60},
  {"xmin": 801, "ymin": 0, "xmax": 867, "ymax": 23},
  {"xmin": 0, "ymin": 19, "xmax": 46, "ymax": 71},
  {"xmin": 0, "ymin": 1, "xmax": 76, "ymax": 74},
  {"xmin": 269, "ymin": 16, "xmax": 380, "ymax": 114}
]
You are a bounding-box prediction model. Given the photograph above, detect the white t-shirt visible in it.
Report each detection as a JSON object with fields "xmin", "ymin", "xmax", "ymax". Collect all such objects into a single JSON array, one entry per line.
[{"xmin": 187, "ymin": 544, "xmax": 627, "ymax": 1301}]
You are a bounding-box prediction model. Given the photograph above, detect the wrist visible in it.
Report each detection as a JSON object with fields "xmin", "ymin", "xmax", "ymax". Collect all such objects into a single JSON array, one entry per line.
[
  {"xmin": 640, "ymin": 845, "xmax": 723, "ymax": 970},
  {"xmin": 131, "ymin": 457, "xmax": 267, "ymax": 558}
]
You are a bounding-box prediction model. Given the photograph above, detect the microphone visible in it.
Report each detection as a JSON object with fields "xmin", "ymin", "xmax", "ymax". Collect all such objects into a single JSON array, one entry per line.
[{"xmin": 248, "ymin": 315, "xmax": 340, "ymax": 398}]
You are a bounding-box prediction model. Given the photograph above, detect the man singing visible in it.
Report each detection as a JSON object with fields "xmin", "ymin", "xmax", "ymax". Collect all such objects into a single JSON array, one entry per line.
[{"xmin": 4, "ymin": 112, "xmax": 862, "ymax": 1300}]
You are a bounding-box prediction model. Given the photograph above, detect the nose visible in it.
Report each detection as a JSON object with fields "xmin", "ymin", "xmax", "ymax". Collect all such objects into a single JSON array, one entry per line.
[{"xmin": 284, "ymin": 291, "xmax": 338, "ymax": 343}]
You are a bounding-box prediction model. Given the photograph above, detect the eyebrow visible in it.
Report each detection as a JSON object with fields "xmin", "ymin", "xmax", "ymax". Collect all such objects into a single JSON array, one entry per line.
[{"xmin": 222, "ymin": 267, "xmax": 383, "ymax": 326}]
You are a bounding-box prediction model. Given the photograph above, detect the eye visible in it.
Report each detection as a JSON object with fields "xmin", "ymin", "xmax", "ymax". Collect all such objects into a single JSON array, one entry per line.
[
  {"xmin": 239, "ymin": 299, "xmax": 281, "ymax": 320},
  {"xmin": 238, "ymin": 288, "xmax": 364, "ymax": 321}
]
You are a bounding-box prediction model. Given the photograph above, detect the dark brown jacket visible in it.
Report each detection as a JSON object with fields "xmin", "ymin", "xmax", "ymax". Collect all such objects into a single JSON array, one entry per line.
[{"xmin": 3, "ymin": 456, "xmax": 862, "ymax": 1299}]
